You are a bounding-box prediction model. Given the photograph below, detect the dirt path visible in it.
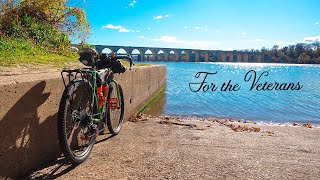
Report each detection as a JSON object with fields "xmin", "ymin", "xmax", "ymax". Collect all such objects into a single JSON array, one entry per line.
[{"xmin": 26, "ymin": 116, "xmax": 320, "ymax": 179}]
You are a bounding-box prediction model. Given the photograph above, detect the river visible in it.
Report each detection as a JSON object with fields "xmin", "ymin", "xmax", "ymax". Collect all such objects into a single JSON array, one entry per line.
[{"xmin": 137, "ymin": 61, "xmax": 320, "ymax": 124}]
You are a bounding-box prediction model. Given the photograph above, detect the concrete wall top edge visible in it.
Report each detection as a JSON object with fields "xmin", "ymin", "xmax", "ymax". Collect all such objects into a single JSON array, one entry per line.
[{"xmin": 0, "ymin": 65, "xmax": 166, "ymax": 85}]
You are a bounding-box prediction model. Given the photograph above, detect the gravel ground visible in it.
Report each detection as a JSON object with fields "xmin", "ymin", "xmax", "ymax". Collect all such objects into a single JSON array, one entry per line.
[{"xmin": 25, "ymin": 116, "xmax": 320, "ymax": 180}]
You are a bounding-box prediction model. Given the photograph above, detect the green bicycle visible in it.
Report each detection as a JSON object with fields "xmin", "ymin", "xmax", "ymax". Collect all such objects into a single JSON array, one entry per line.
[{"xmin": 57, "ymin": 48, "xmax": 132, "ymax": 164}]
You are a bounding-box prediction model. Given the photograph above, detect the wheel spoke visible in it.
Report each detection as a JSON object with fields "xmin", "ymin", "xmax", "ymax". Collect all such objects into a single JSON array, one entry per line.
[
  {"xmin": 107, "ymin": 83, "xmax": 124, "ymax": 135},
  {"xmin": 58, "ymin": 80, "xmax": 96, "ymax": 164}
]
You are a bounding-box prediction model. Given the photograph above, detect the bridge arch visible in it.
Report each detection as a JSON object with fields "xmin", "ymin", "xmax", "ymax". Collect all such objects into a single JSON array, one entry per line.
[
  {"xmin": 101, "ymin": 48, "xmax": 114, "ymax": 55},
  {"xmin": 219, "ymin": 52, "xmax": 226, "ymax": 62},
  {"xmin": 208, "ymin": 51, "xmax": 214, "ymax": 62},
  {"xmin": 232, "ymin": 52, "xmax": 238, "ymax": 62},
  {"xmin": 211, "ymin": 52, "xmax": 219, "ymax": 62},
  {"xmin": 131, "ymin": 49, "xmax": 143, "ymax": 61},
  {"xmin": 116, "ymin": 48, "xmax": 129, "ymax": 55},
  {"xmin": 242, "ymin": 54, "xmax": 249, "ymax": 62},
  {"xmin": 180, "ymin": 51, "xmax": 189, "ymax": 61},
  {"xmin": 236, "ymin": 53, "xmax": 242, "ymax": 62},
  {"xmin": 144, "ymin": 49, "xmax": 156, "ymax": 61},
  {"xmin": 255, "ymin": 54, "xmax": 262, "ymax": 63},
  {"xmin": 248, "ymin": 54, "xmax": 255, "ymax": 62},
  {"xmin": 200, "ymin": 51, "xmax": 209, "ymax": 62},
  {"xmin": 157, "ymin": 50, "xmax": 168, "ymax": 61},
  {"xmin": 191, "ymin": 50, "xmax": 199, "ymax": 62},
  {"xmin": 226, "ymin": 52, "xmax": 233, "ymax": 62},
  {"xmin": 169, "ymin": 50, "xmax": 179, "ymax": 61}
]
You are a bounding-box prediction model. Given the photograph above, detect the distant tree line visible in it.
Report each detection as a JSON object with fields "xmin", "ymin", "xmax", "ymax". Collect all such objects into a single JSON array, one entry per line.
[{"xmin": 243, "ymin": 43, "xmax": 320, "ymax": 64}]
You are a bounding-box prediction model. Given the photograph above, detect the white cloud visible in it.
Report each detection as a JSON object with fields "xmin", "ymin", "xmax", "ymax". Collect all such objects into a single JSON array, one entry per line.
[
  {"xmin": 193, "ymin": 26, "xmax": 208, "ymax": 31},
  {"xmin": 153, "ymin": 14, "xmax": 171, "ymax": 20},
  {"xmin": 255, "ymin": 38, "xmax": 265, "ymax": 43},
  {"xmin": 151, "ymin": 35, "xmax": 220, "ymax": 49},
  {"xmin": 138, "ymin": 35, "xmax": 145, "ymax": 39},
  {"xmin": 241, "ymin": 32, "xmax": 247, "ymax": 37},
  {"xmin": 304, "ymin": 36, "xmax": 320, "ymax": 42},
  {"xmin": 154, "ymin": 15, "xmax": 163, "ymax": 20},
  {"xmin": 102, "ymin": 24, "xmax": 139, "ymax": 33},
  {"xmin": 102, "ymin": 24, "xmax": 122, "ymax": 29},
  {"xmin": 314, "ymin": 22, "xmax": 320, "ymax": 25},
  {"xmin": 119, "ymin": 28, "xmax": 130, "ymax": 32},
  {"xmin": 128, "ymin": 0, "xmax": 137, "ymax": 7},
  {"xmin": 215, "ymin": 29, "xmax": 221, "ymax": 33},
  {"xmin": 147, "ymin": 27, "xmax": 151, "ymax": 30},
  {"xmin": 184, "ymin": 26, "xmax": 188, "ymax": 29}
]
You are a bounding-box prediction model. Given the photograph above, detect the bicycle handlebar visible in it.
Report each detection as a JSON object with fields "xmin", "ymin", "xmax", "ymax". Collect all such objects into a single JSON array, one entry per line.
[{"xmin": 111, "ymin": 55, "xmax": 134, "ymax": 70}]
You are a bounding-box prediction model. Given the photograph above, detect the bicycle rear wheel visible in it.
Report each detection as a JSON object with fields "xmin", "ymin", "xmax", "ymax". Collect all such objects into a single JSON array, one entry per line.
[
  {"xmin": 106, "ymin": 81, "xmax": 124, "ymax": 135},
  {"xmin": 58, "ymin": 79, "xmax": 96, "ymax": 164}
]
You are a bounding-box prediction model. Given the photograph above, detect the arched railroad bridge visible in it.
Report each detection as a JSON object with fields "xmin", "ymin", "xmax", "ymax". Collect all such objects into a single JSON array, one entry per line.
[{"xmin": 75, "ymin": 45, "xmax": 289, "ymax": 63}]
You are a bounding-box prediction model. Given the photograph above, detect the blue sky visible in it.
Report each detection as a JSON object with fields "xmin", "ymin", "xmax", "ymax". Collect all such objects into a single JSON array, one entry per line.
[{"xmin": 82, "ymin": 0, "xmax": 320, "ymax": 50}]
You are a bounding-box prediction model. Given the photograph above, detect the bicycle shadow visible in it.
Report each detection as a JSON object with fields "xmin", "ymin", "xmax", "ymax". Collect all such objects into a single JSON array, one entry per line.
[
  {"xmin": 23, "ymin": 158, "xmax": 76, "ymax": 180},
  {"xmin": 0, "ymin": 81, "xmax": 60, "ymax": 179},
  {"xmin": 23, "ymin": 134, "xmax": 115, "ymax": 179}
]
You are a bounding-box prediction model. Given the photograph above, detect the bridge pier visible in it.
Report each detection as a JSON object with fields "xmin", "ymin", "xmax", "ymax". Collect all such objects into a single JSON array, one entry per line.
[
  {"xmin": 256, "ymin": 54, "xmax": 262, "ymax": 63},
  {"xmin": 219, "ymin": 51, "xmax": 226, "ymax": 62},
  {"xmin": 242, "ymin": 54, "xmax": 249, "ymax": 62},
  {"xmin": 226, "ymin": 51, "xmax": 233, "ymax": 62},
  {"xmin": 208, "ymin": 51, "xmax": 214, "ymax": 62},
  {"xmin": 236, "ymin": 53, "xmax": 242, "ymax": 62}
]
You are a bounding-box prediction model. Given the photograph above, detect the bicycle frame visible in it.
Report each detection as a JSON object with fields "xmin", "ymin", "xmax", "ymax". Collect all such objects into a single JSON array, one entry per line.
[
  {"xmin": 90, "ymin": 71, "xmax": 105, "ymax": 123},
  {"xmin": 61, "ymin": 69, "xmax": 108, "ymax": 124}
]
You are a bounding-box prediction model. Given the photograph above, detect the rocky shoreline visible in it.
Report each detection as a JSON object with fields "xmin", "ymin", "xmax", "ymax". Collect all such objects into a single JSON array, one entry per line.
[{"xmin": 131, "ymin": 114, "xmax": 318, "ymax": 130}]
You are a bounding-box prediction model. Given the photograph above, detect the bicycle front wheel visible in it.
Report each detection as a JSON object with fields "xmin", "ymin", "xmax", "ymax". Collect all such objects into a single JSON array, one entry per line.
[
  {"xmin": 106, "ymin": 81, "xmax": 124, "ymax": 135},
  {"xmin": 58, "ymin": 79, "xmax": 96, "ymax": 164}
]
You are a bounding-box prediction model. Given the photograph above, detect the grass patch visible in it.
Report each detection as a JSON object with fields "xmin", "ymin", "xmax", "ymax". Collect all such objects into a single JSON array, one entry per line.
[
  {"xmin": 120, "ymin": 60, "xmax": 151, "ymax": 67},
  {"xmin": 134, "ymin": 63, "xmax": 153, "ymax": 66},
  {"xmin": 0, "ymin": 38, "xmax": 151, "ymax": 69},
  {"xmin": 0, "ymin": 37, "xmax": 78, "ymax": 66}
]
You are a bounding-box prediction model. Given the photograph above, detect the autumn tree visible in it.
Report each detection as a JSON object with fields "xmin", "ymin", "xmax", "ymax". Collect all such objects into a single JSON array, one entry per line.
[
  {"xmin": 0, "ymin": 0, "xmax": 90, "ymax": 52},
  {"xmin": 20, "ymin": 0, "xmax": 90, "ymax": 40}
]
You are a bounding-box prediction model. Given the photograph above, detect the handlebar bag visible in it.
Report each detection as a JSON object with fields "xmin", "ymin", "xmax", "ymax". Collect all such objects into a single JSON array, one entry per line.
[
  {"xmin": 110, "ymin": 60, "xmax": 126, "ymax": 74},
  {"xmin": 79, "ymin": 48, "xmax": 98, "ymax": 66}
]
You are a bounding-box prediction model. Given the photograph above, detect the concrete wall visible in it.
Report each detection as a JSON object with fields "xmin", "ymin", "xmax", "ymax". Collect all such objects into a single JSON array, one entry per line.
[{"xmin": 0, "ymin": 65, "xmax": 166, "ymax": 179}]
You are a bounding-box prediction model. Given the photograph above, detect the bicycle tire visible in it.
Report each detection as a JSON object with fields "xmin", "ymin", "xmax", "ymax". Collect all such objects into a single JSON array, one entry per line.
[
  {"xmin": 57, "ymin": 79, "xmax": 96, "ymax": 165},
  {"xmin": 106, "ymin": 82, "xmax": 124, "ymax": 135}
]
